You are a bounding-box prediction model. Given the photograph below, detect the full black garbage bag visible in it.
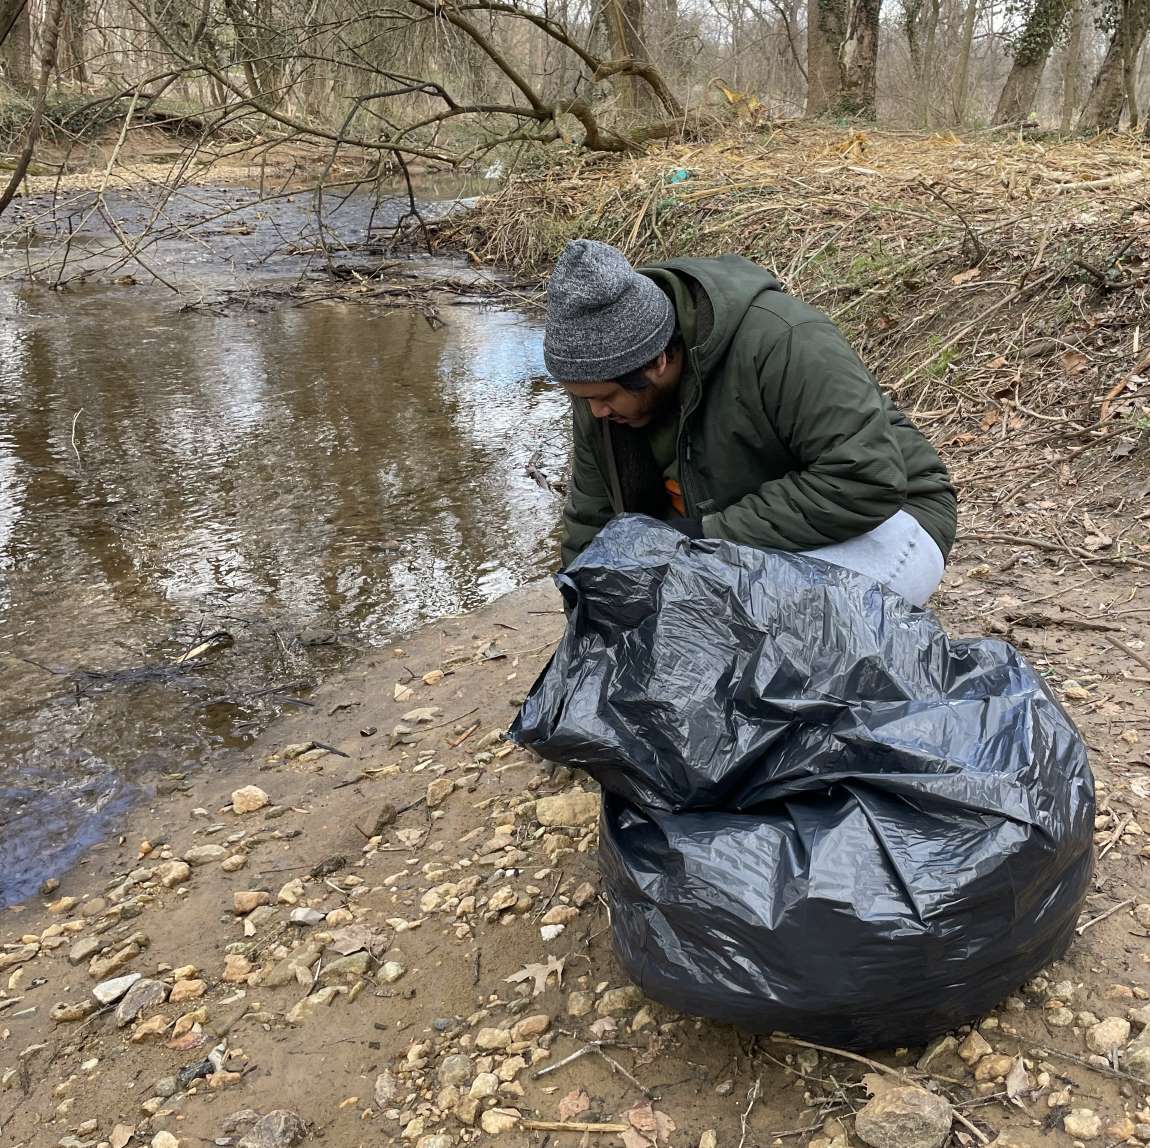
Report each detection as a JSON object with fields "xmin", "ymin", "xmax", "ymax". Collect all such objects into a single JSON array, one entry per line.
[{"xmin": 511, "ymin": 516, "xmax": 1094, "ymax": 1048}]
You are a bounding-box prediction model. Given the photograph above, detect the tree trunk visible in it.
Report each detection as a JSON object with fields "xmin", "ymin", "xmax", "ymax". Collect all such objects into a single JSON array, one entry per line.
[
  {"xmin": 602, "ymin": 0, "xmax": 653, "ymax": 110},
  {"xmin": 991, "ymin": 0, "xmax": 1072, "ymax": 125},
  {"xmin": 806, "ymin": 0, "xmax": 845, "ymax": 113},
  {"xmin": 920, "ymin": 0, "xmax": 940, "ymax": 126},
  {"xmin": 1060, "ymin": 0, "xmax": 1083, "ymax": 129},
  {"xmin": 837, "ymin": 0, "xmax": 880, "ymax": 117},
  {"xmin": 952, "ymin": 0, "xmax": 979, "ymax": 123},
  {"xmin": 1078, "ymin": 0, "xmax": 1150, "ymax": 131},
  {"xmin": 1, "ymin": 0, "xmax": 33, "ymax": 91}
]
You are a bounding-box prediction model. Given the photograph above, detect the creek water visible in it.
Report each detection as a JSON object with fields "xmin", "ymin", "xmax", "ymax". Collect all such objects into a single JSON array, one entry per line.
[{"xmin": 0, "ymin": 186, "xmax": 568, "ymax": 905}]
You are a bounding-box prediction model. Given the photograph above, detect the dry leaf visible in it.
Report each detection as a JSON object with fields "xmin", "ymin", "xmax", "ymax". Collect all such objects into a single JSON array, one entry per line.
[
  {"xmin": 558, "ymin": 1089, "xmax": 591, "ymax": 1121},
  {"xmin": 393, "ymin": 682, "xmax": 415, "ymax": 703},
  {"xmin": 1005, "ymin": 1055, "xmax": 1030, "ymax": 1104},
  {"xmin": 623, "ymin": 1102, "xmax": 677, "ymax": 1146},
  {"xmin": 1060, "ymin": 349, "xmax": 1088, "ymax": 374},
  {"xmin": 969, "ymin": 563, "xmax": 992, "ymax": 579},
  {"xmin": 110, "ymin": 1125, "xmax": 135, "ymax": 1148},
  {"xmin": 505, "ymin": 954, "xmax": 566, "ymax": 997},
  {"xmin": 986, "ymin": 355, "xmax": 1009, "ymax": 370},
  {"xmin": 1062, "ymin": 681, "xmax": 1092, "ymax": 701},
  {"xmin": 1082, "ymin": 533, "xmax": 1113, "ymax": 551},
  {"xmin": 951, "ymin": 267, "xmax": 981, "ymax": 285}
]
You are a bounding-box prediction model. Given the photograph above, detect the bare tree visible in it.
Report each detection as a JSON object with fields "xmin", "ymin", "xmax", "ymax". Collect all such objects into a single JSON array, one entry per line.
[
  {"xmin": 1078, "ymin": 0, "xmax": 1150, "ymax": 128},
  {"xmin": 0, "ymin": 0, "xmax": 33, "ymax": 89},
  {"xmin": 1060, "ymin": 0, "xmax": 1085, "ymax": 127},
  {"xmin": 951, "ymin": 0, "xmax": 980, "ymax": 122},
  {"xmin": 992, "ymin": 0, "xmax": 1073, "ymax": 124},
  {"xmin": 806, "ymin": 0, "xmax": 881, "ymax": 116}
]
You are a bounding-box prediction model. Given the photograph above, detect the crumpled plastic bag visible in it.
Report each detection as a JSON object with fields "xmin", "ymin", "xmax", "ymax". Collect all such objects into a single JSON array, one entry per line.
[{"xmin": 511, "ymin": 516, "xmax": 1094, "ymax": 1047}]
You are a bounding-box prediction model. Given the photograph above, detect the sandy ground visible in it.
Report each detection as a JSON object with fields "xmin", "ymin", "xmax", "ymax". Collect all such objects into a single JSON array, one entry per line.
[{"xmin": 2, "ymin": 541, "xmax": 1150, "ymax": 1148}]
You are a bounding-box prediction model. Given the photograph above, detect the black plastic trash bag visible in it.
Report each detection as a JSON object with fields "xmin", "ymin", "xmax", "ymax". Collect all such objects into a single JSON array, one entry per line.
[{"xmin": 511, "ymin": 516, "xmax": 1094, "ymax": 1048}]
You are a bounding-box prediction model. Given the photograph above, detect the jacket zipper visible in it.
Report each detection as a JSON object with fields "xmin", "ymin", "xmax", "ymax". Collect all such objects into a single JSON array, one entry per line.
[{"xmin": 676, "ymin": 349, "xmax": 705, "ymax": 518}]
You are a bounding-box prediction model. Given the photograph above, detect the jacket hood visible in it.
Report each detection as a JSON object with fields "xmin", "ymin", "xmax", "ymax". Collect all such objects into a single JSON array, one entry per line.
[{"xmin": 641, "ymin": 255, "xmax": 783, "ymax": 377}]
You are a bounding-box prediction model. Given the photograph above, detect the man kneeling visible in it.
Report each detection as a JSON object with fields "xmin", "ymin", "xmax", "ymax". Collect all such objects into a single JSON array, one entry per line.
[{"xmin": 545, "ymin": 239, "xmax": 957, "ymax": 607}]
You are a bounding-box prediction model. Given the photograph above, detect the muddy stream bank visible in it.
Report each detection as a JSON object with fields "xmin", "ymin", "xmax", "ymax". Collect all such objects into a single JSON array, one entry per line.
[{"xmin": 0, "ymin": 185, "xmax": 566, "ymax": 905}]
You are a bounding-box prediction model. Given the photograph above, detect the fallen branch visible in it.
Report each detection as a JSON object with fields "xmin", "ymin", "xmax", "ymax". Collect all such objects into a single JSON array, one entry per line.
[
  {"xmin": 522, "ymin": 1121, "xmax": 629, "ymax": 1133},
  {"xmin": 1104, "ymin": 633, "xmax": 1150, "ymax": 675}
]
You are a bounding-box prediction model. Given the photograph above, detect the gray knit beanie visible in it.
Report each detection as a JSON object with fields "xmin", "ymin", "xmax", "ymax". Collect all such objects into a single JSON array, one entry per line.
[{"xmin": 544, "ymin": 239, "xmax": 676, "ymax": 384}]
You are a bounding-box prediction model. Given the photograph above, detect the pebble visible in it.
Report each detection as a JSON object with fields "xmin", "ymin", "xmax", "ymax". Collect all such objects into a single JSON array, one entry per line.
[
  {"xmin": 956, "ymin": 1030, "xmax": 992, "ymax": 1065},
  {"xmin": 535, "ymin": 790, "xmax": 599, "ymax": 827},
  {"xmin": 510, "ymin": 1014, "xmax": 550, "ymax": 1041},
  {"xmin": 475, "ymin": 1027, "xmax": 512, "ymax": 1051},
  {"xmin": 469, "ymin": 1072, "xmax": 499, "ymax": 1098},
  {"xmin": 289, "ymin": 908, "xmax": 325, "ymax": 926},
  {"xmin": 973, "ymin": 1054, "xmax": 1015, "ymax": 1082},
  {"xmin": 156, "ymin": 861, "xmax": 192, "ymax": 888},
  {"xmin": 479, "ymin": 1108, "xmax": 521, "ymax": 1134},
  {"xmin": 417, "ymin": 1137, "xmax": 454, "ymax": 1148},
  {"xmin": 68, "ymin": 938, "xmax": 101, "ymax": 965},
  {"xmin": 374, "ymin": 1069, "xmax": 398, "ymax": 1106},
  {"xmin": 236, "ymin": 1110, "xmax": 308, "ymax": 1148},
  {"xmin": 232, "ymin": 786, "xmax": 270, "ymax": 814},
  {"xmin": 51, "ymin": 1001, "xmax": 99, "ymax": 1023},
  {"xmin": 380, "ymin": 961, "xmax": 407, "ymax": 984},
  {"xmin": 89, "ymin": 942, "xmax": 141, "ymax": 979},
  {"xmin": 47, "ymin": 896, "xmax": 78, "ymax": 914},
  {"xmin": 234, "ymin": 891, "xmax": 272, "ymax": 914},
  {"xmin": 1126, "ymin": 1028, "xmax": 1150, "ymax": 1078},
  {"xmin": 93, "ymin": 973, "xmax": 143, "ymax": 1005},
  {"xmin": 115, "ymin": 979, "xmax": 170, "ymax": 1026},
  {"xmin": 221, "ymin": 854, "xmax": 248, "ymax": 872},
  {"xmin": 854, "ymin": 1086, "xmax": 953, "ymax": 1148},
  {"xmin": 567, "ymin": 991, "xmax": 594, "ymax": 1017},
  {"xmin": 540, "ymin": 924, "xmax": 565, "ymax": 941},
  {"xmin": 597, "ymin": 986, "xmax": 644, "ymax": 1015},
  {"xmin": 185, "ymin": 845, "xmax": 228, "ymax": 865},
  {"xmin": 572, "ymin": 881, "xmax": 597, "ymax": 907},
  {"xmin": 1086, "ymin": 1017, "xmax": 1130, "ymax": 1053},
  {"xmin": 1063, "ymin": 1109, "xmax": 1102, "ymax": 1140},
  {"xmin": 540, "ymin": 906, "xmax": 579, "ymax": 926},
  {"xmin": 1046, "ymin": 1007, "xmax": 1075, "ymax": 1027},
  {"xmin": 1130, "ymin": 1004, "xmax": 1150, "ymax": 1028},
  {"xmin": 169, "ymin": 979, "xmax": 207, "ymax": 1003},
  {"xmin": 277, "ymin": 879, "xmax": 305, "ymax": 906},
  {"xmin": 439, "ymin": 1055, "xmax": 473, "ymax": 1086},
  {"xmin": 223, "ymin": 955, "xmax": 254, "ymax": 983},
  {"xmin": 699, "ymin": 1133, "xmax": 717, "ymax": 1148},
  {"xmin": 152, "ymin": 1134, "xmax": 180, "ymax": 1148},
  {"xmin": 427, "ymin": 778, "xmax": 455, "ymax": 808}
]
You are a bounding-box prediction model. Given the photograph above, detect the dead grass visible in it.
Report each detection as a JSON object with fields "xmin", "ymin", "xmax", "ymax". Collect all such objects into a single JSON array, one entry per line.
[{"xmin": 448, "ymin": 122, "xmax": 1150, "ymax": 567}]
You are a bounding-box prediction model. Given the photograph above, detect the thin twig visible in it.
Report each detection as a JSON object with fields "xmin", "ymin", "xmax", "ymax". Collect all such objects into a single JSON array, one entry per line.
[
  {"xmin": 70, "ymin": 408, "xmax": 84, "ymax": 466},
  {"xmin": 1104, "ymin": 633, "xmax": 1150, "ymax": 675},
  {"xmin": 737, "ymin": 1077, "xmax": 761, "ymax": 1148},
  {"xmin": 1076, "ymin": 899, "xmax": 1132, "ymax": 935}
]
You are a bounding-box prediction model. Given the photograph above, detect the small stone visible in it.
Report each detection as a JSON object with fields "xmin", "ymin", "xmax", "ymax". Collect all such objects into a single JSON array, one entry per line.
[
  {"xmin": 973, "ymin": 1054, "xmax": 1015, "ymax": 1082},
  {"xmin": 1063, "ymin": 1109, "xmax": 1102, "ymax": 1140},
  {"xmin": 487, "ymin": 887, "xmax": 517, "ymax": 913},
  {"xmin": 497, "ymin": 1056, "xmax": 527, "ymax": 1082},
  {"xmin": 320, "ymin": 952, "xmax": 370, "ymax": 983},
  {"xmin": 380, "ymin": 961, "xmax": 407, "ymax": 984},
  {"xmin": 417, "ymin": 1137, "xmax": 454, "ymax": 1148},
  {"xmin": 475, "ymin": 1027, "xmax": 512, "ymax": 1051},
  {"xmin": 51, "ymin": 1000, "xmax": 99, "ymax": 1023},
  {"xmin": 169, "ymin": 979, "xmax": 207, "ymax": 1003},
  {"xmin": 540, "ymin": 906, "xmax": 578, "ymax": 926},
  {"xmin": 152, "ymin": 1134, "xmax": 180, "ymax": 1148},
  {"xmin": 93, "ymin": 973, "xmax": 143, "ymax": 1005},
  {"xmin": 236, "ymin": 1109, "xmax": 308, "ymax": 1148},
  {"xmin": 480, "ymin": 1108, "xmax": 520, "ymax": 1135},
  {"xmin": 439, "ymin": 1055, "xmax": 473, "ymax": 1086},
  {"xmin": 68, "ymin": 938, "xmax": 101, "ymax": 965},
  {"xmin": 567, "ymin": 991, "xmax": 594, "ymax": 1017},
  {"xmin": 185, "ymin": 845, "xmax": 228, "ymax": 865},
  {"xmin": 1126, "ymin": 1029, "xmax": 1150, "ymax": 1079},
  {"xmin": 1135, "ymin": 904, "xmax": 1150, "ymax": 930},
  {"xmin": 1104, "ymin": 984, "xmax": 1136, "ymax": 1001},
  {"xmin": 115, "ymin": 979, "xmax": 169, "ymax": 1026},
  {"xmin": 375, "ymin": 1069, "xmax": 399, "ymax": 1106},
  {"xmin": 699, "ymin": 1133, "xmax": 717, "ymax": 1148},
  {"xmin": 427, "ymin": 778, "xmax": 455, "ymax": 808},
  {"xmin": 1107, "ymin": 1116, "xmax": 1137, "ymax": 1141},
  {"xmin": 223, "ymin": 955, "xmax": 254, "ymax": 984},
  {"xmin": 1129, "ymin": 1003, "xmax": 1150, "ymax": 1029},
  {"xmin": 47, "ymin": 895, "xmax": 78, "ymax": 914},
  {"xmin": 597, "ymin": 986, "xmax": 644, "ymax": 1016},
  {"xmin": 286, "ymin": 986, "xmax": 342, "ymax": 1023},
  {"xmin": 289, "ymin": 908, "xmax": 325, "ymax": 926},
  {"xmin": 233, "ymin": 891, "xmax": 271, "ymax": 914},
  {"xmin": 1086, "ymin": 1017, "xmax": 1131, "ymax": 1054},
  {"xmin": 956, "ymin": 1030, "xmax": 992, "ymax": 1065},
  {"xmin": 221, "ymin": 854, "xmax": 248, "ymax": 872},
  {"xmin": 455, "ymin": 1097, "xmax": 481, "ymax": 1125},
  {"xmin": 232, "ymin": 786, "xmax": 270, "ymax": 814},
  {"xmin": 469, "ymin": 1073, "xmax": 499, "ymax": 1099},
  {"xmin": 535, "ymin": 790, "xmax": 599, "ymax": 828},
  {"xmin": 1046, "ymin": 1006, "xmax": 1075, "ymax": 1027},
  {"xmin": 132, "ymin": 1014, "xmax": 171, "ymax": 1040},
  {"xmin": 156, "ymin": 861, "xmax": 192, "ymax": 888},
  {"xmin": 632, "ymin": 1006, "xmax": 656, "ymax": 1032},
  {"xmin": 89, "ymin": 943, "xmax": 141, "ymax": 979},
  {"xmin": 540, "ymin": 924, "xmax": 565, "ymax": 942},
  {"xmin": 572, "ymin": 882, "xmax": 597, "ymax": 907},
  {"xmin": 854, "ymin": 1085, "xmax": 953, "ymax": 1148},
  {"xmin": 277, "ymin": 879, "xmax": 305, "ymax": 905},
  {"xmin": 510, "ymin": 1014, "xmax": 550, "ymax": 1041}
]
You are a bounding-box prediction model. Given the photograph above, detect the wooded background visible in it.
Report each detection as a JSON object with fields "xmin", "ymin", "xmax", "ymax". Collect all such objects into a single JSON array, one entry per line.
[{"xmin": 0, "ymin": 0, "xmax": 1147, "ymax": 174}]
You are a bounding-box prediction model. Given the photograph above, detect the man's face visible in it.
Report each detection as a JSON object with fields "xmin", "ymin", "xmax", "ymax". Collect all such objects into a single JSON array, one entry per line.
[{"xmin": 560, "ymin": 351, "xmax": 682, "ymax": 429}]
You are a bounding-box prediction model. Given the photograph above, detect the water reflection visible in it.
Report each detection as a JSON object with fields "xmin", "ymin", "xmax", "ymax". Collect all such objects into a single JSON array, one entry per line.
[{"xmin": 0, "ymin": 284, "xmax": 566, "ymax": 903}]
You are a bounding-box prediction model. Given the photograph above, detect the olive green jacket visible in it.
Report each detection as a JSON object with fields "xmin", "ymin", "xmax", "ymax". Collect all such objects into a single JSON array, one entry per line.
[{"xmin": 561, "ymin": 255, "xmax": 957, "ymax": 568}]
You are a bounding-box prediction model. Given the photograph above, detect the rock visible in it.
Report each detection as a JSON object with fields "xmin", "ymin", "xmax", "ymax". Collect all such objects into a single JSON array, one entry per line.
[
  {"xmin": 1063, "ymin": 1109, "xmax": 1102, "ymax": 1140},
  {"xmin": 956, "ymin": 1030, "xmax": 992, "ymax": 1065},
  {"xmin": 470, "ymin": 1072, "xmax": 499, "ymax": 1098},
  {"xmin": 89, "ymin": 943, "xmax": 140, "ymax": 979},
  {"xmin": 234, "ymin": 891, "xmax": 271, "ymax": 915},
  {"xmin": 597, "ymin": 986, "xmax": 644, "ymax": 1015},
  {"xmin": 699, "ymin": 1133, "xmax": 717, "ymax": 1148},
  {"xmin": 185, "ymin": 845, "xmax": 228, "ymax": 865},
  {"xmin": 68, "ymin": 938, "xmax": 101, "ymax": 965},
  {"xmin": 427, "ymin": 778, "xmax": 455, "ymax": 808},
  {"xmin": 973, "ymin": 1054, "xmax": 1016, "ymax": 1082},
  {"xmin": 1086, "ymin": 1017, "xmax": 1130, "ymax": 1054},
  {"xmin": 455, "ymin": 1097, "xmax": 481, "ymax": 1125},
  {"xmin": 374, "ymin": 1070, "xmax": 399, "ymax": 1106},
  {"xmin": 320, "ymin": 953, "xmax": 370, "ymax": 983},
  {"xmin": 417, "ymin": 1137, "xmax": 454, "ymax": 1148},
  {"xmin": 535, "ymin": 790, "xmax": 599, "ymax": 828},
  {"xmin": 152, "ymin": 1134, "xmax": 180, "ymax": 1148},
  {"xmin": 0, "ymin": 943, "xmax": 38, "ymax": 970},
  {"xmin": 439, "ymin": 1055, "xmax": 473, "ymax": 1086},
  {"xmin": 540, "ymin": 924, "xmax": 565, "ymax": 942},
  {"xmin": 1107, "ymin": 1116, "xmax": 1137, "ymax": 1141},
  {"xmin": 223, "ymin": 955, "xmax": 254, "ymax": 984},
  {"xmin": 286, "ymin": 986, "xmax": 343, "ymax": 1023},
  {"xmin": 221, "ymin": 854, "xmax": 247, "ymax": 872},
  {"xmin": 237, "ymin": 1110, "xmax": 308, "ymax": 1148},
  {"xmin": 1135, "ymin": 904, "xmax": 1150, "ymax": 930},
  {"xmin": 277, "ymin": 878, "xmax": 306, "ymax": 905},
  {"xmin": 289, "ymin": 908, "xmax": 325, "ymax": 926},
  {"xmin": 1046, "ymin": 1007, "xmax": 1075, "ymax": 1027},
  {"xmin": 480, "ymin": 1109, "xmax": 520, "ymax": 1135},
  {"xmin": 1126, "ymin": 1029, "xmax": 1150, "ymax": 1079},
  {"xmin": 567, "ymin": 991, "xmax": 594, "ymax": 1017},
  {"xmin": 511, "ymin": 1014, "xmax": 550, "ymax": 1041},
  {"xmin": 632, "ymin": 1006, "xmax": 656, "ymax": 1031},
  {"xmin": 1129, "ymin": 1003, "xmax": 1150, "ymax": 1029},
  {"xmin": 380, "ymin": 961, "xmax": 407, "ymax": 984},
  {"xmin": 115, "ymin": 979, "xmax": 170, "ymax": 1026},
  {"xmin": 572, "ymin": 882, "xmax": 597, "ymax": 907},
  {"xmin": 93, "ymin": 973, "xmax": 143, "ymax": 1005},
  {"xmin": 541, "ymin": 906, "xmax": 578, "ymax": 926},
  {"xmin": 51, "ymin": 1000, "xmax": 99, "ymax": 1023},
  {"xmin": 498, "ymin": 1056, "xmax": 527, "ymax": 1082},
  {"xmin": 156, "ymin": 861, "xmax": 192, "ymax": 888},
  {"xmin": 132, "ymin": 1014, "xmax": 171, "ymax": 1040},
  {"xmin": 487, "ymin": 887, "xmax": 517, "ymax": 913},
  {"xmin": 475, "ymin": 1027, "xmax": 512, "ymax": 1051},
  {"xmin": 169, "ymin": 979, "xmax": 207, "ymax": 1003},
  {"xmin": 232, "ymin": 786, "xmax": 270, "ymax": 814},
  {"xmin": 854, "ymin": 1086, "xmax": 953, "ymax": 1148}
]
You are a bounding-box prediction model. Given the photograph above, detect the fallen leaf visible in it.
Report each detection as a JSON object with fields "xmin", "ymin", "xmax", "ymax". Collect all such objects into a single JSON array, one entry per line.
[
  {"xmin": 623, "ymin": 1102, "xmax": 677, "ymax": 1146},
  {"xmin": 505, "ymin": 954, "xmax": 566, "ymax": 997},
  {"xmin": 1005, "ymin": 1055, "xmax": 1030, "ymax": 1105},
  {"xmin": 1082, "ymin": 533, "xmax": 1113, "ymax": 551},
  {"xmin": 1060, "ymin": 349, "xmax": 1088, "ymax": 374},
  {"xmin": 393, "ymin": 682, "xmax": 415, "ymax": 703},
  {"xmin": 951, "ymin": 267, "xmax": 981, "ymax": 285},
  {"xmin": 986, "ymin": 355, "xmax": 1009, "ymax": 370},
  {"xmin": 327, "ymin": 925, "xmax": 380, "ymax": 956},
  {"xmin": 558, "ymin": 1089, "xmax": 591, "ymax": 1121},
  {"xmin": 969, "ymin": 563, "xmax": 992, "ymax": 579}
]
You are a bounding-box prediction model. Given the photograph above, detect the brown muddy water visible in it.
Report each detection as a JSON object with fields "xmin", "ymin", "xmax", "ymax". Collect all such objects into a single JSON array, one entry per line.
[{"xmin": 0, "ymin": 189, "xmax": 567, "ymax": 905}]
